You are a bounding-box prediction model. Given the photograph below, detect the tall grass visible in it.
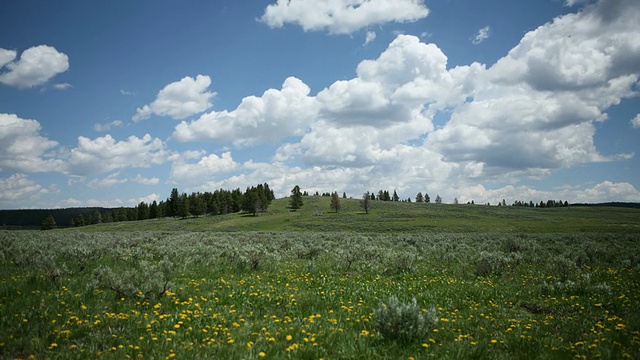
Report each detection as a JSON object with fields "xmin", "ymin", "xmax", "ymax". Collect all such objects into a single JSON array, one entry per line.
[{"xmin": 1, "ymin": 231, "xmax": 638, "ymax": 359}]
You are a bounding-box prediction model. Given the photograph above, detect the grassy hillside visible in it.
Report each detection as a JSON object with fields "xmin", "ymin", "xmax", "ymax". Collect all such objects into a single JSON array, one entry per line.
[{"xmin": 72, "ymin": 196, "xmax": 640, "ymax": 233}]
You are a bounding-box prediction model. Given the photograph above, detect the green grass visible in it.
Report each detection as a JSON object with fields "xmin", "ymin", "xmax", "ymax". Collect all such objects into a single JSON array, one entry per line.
[
  {"xmin": 1, "ymin": 201, "xmax": 639, "ymax": 359},
  {"xmin": 77, "ymin": 196, "xmax": 640, "ymax": 233}
]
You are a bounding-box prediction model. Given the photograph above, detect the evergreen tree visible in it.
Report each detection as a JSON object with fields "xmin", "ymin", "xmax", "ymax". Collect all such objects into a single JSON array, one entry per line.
[
  {"xmin": 290, "ymin": 185, "xmax": 304, "ymax": 209},
  {"xmin": 392, "ymin": 190, "xmax": 399, "ymax": 202},
  {"xmin": 242, "ymin": 187, "xmax": 261, "ymax": 216},
  {"xmin": 424, "ymin": 193, "xmax": 430, "ymax": 203},
  {"xmin": 453, "ymin": 197, "xmax": 459, "ymax": 205},
  {"xmin": 137, "ymin": 201, "xmax": 149, "ymax": 220},
  {"xmin": 75, "ymin": 214, "xmax": 85, "ymax": 227},
  {"xmin": 178, "ymin": 193, "xmax": 190, "ymax": 219},
  {"xmin": 103, "ymin": 211, "xmax": 113, "ymax": 223},
  {"xmin": 435, "ymin": 195, "xmax": 442, "ymax": 204},
  {"xmin": 378, "ymin": 190, "xmax": 384, "ymax": 201},
  {"xmin": 149, "ymin": 201, "xmax": 159, "ymax": 219},
  {"xmin": 41, "ymin": 214, "xmax": 57, "ymax": 230},
  {"xmin": 416, "ymin": 192, "xmax": 424, "ymax": 203},
  {"xmin": 169, "ymin": 188, "xmax": 180, "ymax": 217},
  {"xmin": 330, "ymin": 192, "xmax": 341, "ymax": 213},
  {"xmin": 343, "ymin": 192, "xmax": 347, "ymax": 199},
  {"xmin": 92, "ymin": 210, "xmax": 102, "ymax": 224}
]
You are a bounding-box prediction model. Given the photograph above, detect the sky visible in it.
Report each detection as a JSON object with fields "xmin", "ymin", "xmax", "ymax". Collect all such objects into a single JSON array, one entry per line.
[{"xmin": 1, "ymin": 0, "xmax": 639, "ymax": 209}]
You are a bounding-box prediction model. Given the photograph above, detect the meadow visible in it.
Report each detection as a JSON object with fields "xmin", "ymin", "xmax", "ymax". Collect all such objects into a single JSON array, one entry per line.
[{"xmin": 1, "ymin": 198, "xmax": 639, "ymax": 359}]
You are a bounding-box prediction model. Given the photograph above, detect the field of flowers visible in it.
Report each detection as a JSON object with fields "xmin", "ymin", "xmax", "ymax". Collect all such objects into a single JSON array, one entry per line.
[{"xmin": 1, "ymin": 230, "xmax": 639, "ymax": 359}]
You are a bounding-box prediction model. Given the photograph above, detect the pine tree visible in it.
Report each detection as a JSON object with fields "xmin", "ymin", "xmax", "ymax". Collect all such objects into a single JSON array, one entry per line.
[
  {"xmin": 149, "ymin": 201, "xmax": 159, "ymax": 219},
  {"xmin": 178, "ymin": 193, "xmax": 190, "ymax": 219},
  {"xmin": 415, "ymin": 192, "xmax": 424, "ymax": 203},
  {"xmin": 41, "ymin": 214, "xmax": 57, "ymax": 230},
  {"xmin": 290, "ymin": 185, "xmax": 304, "ymax": 209},
  {"xmin": 392, "ymin": 190, "xmax": 399, "ymax": 202},
  {"xmin": 435, "ymin": 195, "xmax": 442, "ymax": 204},
  {"xmin": 75, "ymin": 214, "xmax": 85, "ymax": 227},
  {"xmin": 424, "ymin": 193, "xmax": 430, "ymax": 203},
  {"xmin": 169, "ymin": 188, "xmax": 180, "ymax": 217}
]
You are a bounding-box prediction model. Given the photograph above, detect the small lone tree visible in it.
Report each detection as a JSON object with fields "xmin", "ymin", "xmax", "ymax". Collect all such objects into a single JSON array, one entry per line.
[
  {"xmin": 361, "ymin": 191, "xmax": 371, "ymax": 214},
  {"xmin": 330, "ymin": 192, "xmax": 341, "ymax": 213},
  {"xmin": 290, "ymin": 185, "xmax": 304, "ymax": 210},
  {"xmin": 435, "ymin": 195, "xmax": 442, "ymax": 204}
]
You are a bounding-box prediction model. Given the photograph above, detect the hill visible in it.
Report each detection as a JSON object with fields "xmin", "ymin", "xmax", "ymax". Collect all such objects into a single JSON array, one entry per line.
[{"xmin": 64, "ymin": 196, "xmax": 640, "ymax": 233}]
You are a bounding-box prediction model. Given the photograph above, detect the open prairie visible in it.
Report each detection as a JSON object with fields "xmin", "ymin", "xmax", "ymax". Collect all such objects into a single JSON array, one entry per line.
[{"xmin": 1, "ymin": 198, "xmax": 639, "ymax": 359}]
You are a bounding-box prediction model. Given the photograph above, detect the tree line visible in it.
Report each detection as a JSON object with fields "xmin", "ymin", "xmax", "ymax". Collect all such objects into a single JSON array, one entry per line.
[{"xmin": 40, "ymin": 183, "xmax": 275, "ymax": 229}]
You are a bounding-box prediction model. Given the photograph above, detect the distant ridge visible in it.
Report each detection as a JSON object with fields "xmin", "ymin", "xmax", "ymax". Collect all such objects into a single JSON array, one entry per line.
[
  {"xmin": 0, "ymin": 207, "xmax": 113, "ymax": 229},
  {"xmin": 570, "ymin": 202, "xmax": 640, "ymax": 209}
]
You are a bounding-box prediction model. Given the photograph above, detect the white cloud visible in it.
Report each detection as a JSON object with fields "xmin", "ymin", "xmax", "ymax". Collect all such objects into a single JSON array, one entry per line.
[
  {"xmin": 94, "ymin": 120, "xmax": 124, "ymax": 132},
  {"xmin": 575, "ymin": 181, "xmax": 640, "ymax": 203},
  {"xmin": 57, "ymin": 193, "xmax": 160, "ymax": 209},
  {"xmin": 0, "ymin": 173, "xmax": 50, "ymax": 204},
  {"xmin": 169, "ymin": 151, "xmax": 238, "ymax": 186},
  {"xmin": 0, "ymin": 45, "xmax": 69, "ymax": 88},
  {"xmin": 565, "ymin": 0, "xmax": 588, "ymax": 6},
  {"xmin": 87, "ymin": 172, "xmax": 128, "ymax": 189},
  {"xmin": 631, "ymin": 114, "xmax": 640, "ymax": 128},
  {"xmin": 68, "ymin": 134, "xmax": 168, "ymax": 176},
  {"xmin": 488, "ymin": 1, "xmax": 640, "ymax": 92},
  {"xmin": 427, "ymin": 0, "xmax": 640, "ymax": 176},
  {"xmin": 133, "ymin": 75, "xmax": 215, "ymax": 122},
  {"xmin": 173, "ymin": 77, "xmax": 319, "ymax": 146},
  {"xmin": 363, "ymin": 31, "xmax": 377, "ymax": 46},
  {"xmin": 120, "ymin": 89, "xmax": 136, "ymax": 96},
  {"xmin": 53, "ymin": 82, "xmax": 73, "ymax": 90},
  {"xmin": 132, "ymin": 174, "xmax": 160, "ymax": 185},
  {"xmin": 261, "ymin": 0, "xmax": 429, "ymax": 34},
  {"xmin": 472, "ymin": 26, "xmax": 490, "ymax": 45},
  {"xmin": 0, "ymin": 48, "xmax": 16, "ymax": 68},
  {"xmin": 0, "ymin": 113, "xmax": 63, "ymax": 173}
]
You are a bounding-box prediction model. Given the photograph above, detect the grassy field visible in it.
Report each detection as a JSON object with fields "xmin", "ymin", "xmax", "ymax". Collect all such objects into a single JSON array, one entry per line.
[
  {"xmin": 1, "ymin": 199, "xmax": 639, "ymax": 359},
  {"xmin": 79, "ymin": 196, "xmax": 640, "ymax": 233}
]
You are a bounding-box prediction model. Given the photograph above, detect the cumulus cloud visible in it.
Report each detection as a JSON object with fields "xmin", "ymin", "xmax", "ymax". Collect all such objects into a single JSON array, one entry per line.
[
  {"xmin": 0, "ymin": 113, "xmax": 64, "ymax": 172},
  {"xmin": 173, "ymin": 77, "xmax": 319, "ymax": 146},
  {"xmin": 94, "ymin": 120, "xmax": 124, "ymax": 132},
  {"xmin": 0, "ymin": 45, "xmax": 69, "ymax": 88},
  {"xmin": 363, "ymin": 31, "xmax": 377, "ymax": 46},
  {"xmin": 472, "ymin": 26, "xmax": 490, "ymax": 44},
  {"xmin": 132, "ymin": 174, "xmax": 160, "ymax": 185},
  {"xmin": 169, "ymin": 152, "xmax": 238, "ymax": 186},
  {"xmin": 427, "ymin": 0, "xmax": 640, "ymax": 176},
  {"xmin": 87, "ymin": 172, "xmax": 128, "ymax": 189},
  {"xmin": 133, "ymin": 75, "xmax": 215, "ymax": 122},
  {"xmin": 631, "ymin": 114, "xmax": 640, "ymax": 128},
  {"xmin": 0, "ymin": 173, "xmax": 51, "ymax": 204},
  {"xmin": 57, "ymin": 193, "xmax": 160, "ymax": 209},
  {"xmin": 68, "ymin": 134, "xmax": 168, "ymax": 176},
  {"xmin": 261, "ymin": 0, "xmax": 429, "ymax": 34}
]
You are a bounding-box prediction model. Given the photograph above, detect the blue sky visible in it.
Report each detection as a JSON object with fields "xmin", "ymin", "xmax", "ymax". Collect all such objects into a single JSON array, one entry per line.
[{"xmin": 1, "ymin": 0, "xmax": 639, "ymax": 209}]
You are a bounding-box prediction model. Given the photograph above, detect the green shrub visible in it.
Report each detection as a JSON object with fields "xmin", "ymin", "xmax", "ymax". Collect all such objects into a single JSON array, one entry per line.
[{"xmin": 373, "ymin": 296, "xmax": 438, "ymax": 343}]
